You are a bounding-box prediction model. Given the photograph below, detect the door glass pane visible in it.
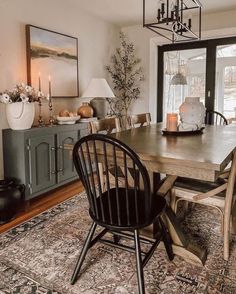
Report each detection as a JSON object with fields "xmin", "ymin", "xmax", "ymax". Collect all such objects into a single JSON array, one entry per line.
[
  {"xmin": 215, "ymin": 45, "xmax": 236, "ymax": 119},
  {"xmin": 163, "ymin": 48, "xmax": 206, "ymax": 119}
]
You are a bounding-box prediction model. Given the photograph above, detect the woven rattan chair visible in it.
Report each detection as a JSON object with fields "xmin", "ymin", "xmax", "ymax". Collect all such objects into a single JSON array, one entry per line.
[
  {"xmin": 171, "ymin": 151, "xmax": 236, "ymax": 261},
  {"xmin": 71, "ymin": 134, "xmax": 174, "ymax": 293},
  {"xmin": 129, "ymin": 113, "xmax": 151, "ymax": 128},
  {"xmin": 90, "ymin": 116, "xmax": 122, "ymax": 134}
]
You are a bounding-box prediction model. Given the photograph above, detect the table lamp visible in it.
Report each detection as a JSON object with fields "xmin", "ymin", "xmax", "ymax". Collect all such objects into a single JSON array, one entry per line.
[{"xmin": 82, "ymin": 78, "xmax": 115, "ymax": 118}]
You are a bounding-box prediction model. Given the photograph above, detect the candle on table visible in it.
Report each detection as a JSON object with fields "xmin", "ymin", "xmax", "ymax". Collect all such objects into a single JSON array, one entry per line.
[{"xmin": 166, "ymin": 113, "xmax": 178, "ymax": 131}]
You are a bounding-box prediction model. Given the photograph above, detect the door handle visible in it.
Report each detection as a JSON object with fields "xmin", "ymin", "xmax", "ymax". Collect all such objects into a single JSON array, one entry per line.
[
  {"xmin": 50, "ymin": 146, "xmax": 56, "ymax": 176},
  {"xmin": 58, "ymin": 145, "xmax": 64, "ymax": 173}
]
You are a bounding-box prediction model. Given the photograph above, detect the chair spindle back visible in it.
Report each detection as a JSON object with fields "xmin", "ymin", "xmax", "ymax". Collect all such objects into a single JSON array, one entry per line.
[
  {"xmin": 73, "ymin": 134, "xmax": 152, "ymax": 229},
  {"xmin": 205, "ymin": 110, "xmax": 228, "ymax": 125}
]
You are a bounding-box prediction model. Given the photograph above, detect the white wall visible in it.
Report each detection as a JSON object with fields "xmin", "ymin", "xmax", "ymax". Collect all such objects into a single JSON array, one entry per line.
[
  {"xmin": 122, "ymin": 9, "xmax": 236, "ymax": 121},
  {"xmin": 0, "ymin": 0, "xmax": 119, "ymax": 179}
]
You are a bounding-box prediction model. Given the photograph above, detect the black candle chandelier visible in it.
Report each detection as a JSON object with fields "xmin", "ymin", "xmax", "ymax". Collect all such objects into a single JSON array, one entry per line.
[{"xmin": 143, "ymin": 0, "xmax": 202, "ymax": 43}]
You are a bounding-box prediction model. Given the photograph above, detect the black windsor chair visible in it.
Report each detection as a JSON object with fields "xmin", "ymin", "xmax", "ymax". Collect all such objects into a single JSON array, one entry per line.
[
  {"xmin": 71, "ymin": 134, "xmax": 174, "ymax": 294},
  {"xmin": 205, "ymin": 110, "xmax": 228, "ymax": 125}
]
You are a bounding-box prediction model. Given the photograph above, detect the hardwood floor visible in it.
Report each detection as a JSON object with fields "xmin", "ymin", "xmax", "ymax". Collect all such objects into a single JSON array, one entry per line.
[{"xmin": 0, "ymin": 180, "xmax": 84, "ymax": 234}]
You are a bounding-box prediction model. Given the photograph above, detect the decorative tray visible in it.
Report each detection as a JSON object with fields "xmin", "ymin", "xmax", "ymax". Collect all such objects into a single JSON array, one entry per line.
[
  {"xmin": 56, "ymin": 115, "xmax": 81, "ymax": 125},
  {"xmin": 162, "ymin": 127, "xmax": 205, "ymax": 136}
]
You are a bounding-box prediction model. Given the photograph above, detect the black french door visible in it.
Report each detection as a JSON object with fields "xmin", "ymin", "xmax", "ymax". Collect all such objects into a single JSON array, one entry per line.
[{"xmin": 157, "ymin": 36, "xmax": 236, "ymax": 122}]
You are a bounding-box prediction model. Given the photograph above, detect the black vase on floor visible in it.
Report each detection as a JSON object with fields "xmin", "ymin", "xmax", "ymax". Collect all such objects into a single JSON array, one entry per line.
[{"xmin": 0, "ymin": 179, "xmax": 24, "ymax": 224}]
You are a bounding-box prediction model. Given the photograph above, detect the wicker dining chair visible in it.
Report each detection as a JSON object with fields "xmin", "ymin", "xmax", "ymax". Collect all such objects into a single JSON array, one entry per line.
[
  {"xmin": 170, "ymin": 150, "xmax": 236, "ymax": 261},
  {"xmin": 205, "ymin": 110, "xmax": 228, "ymax": 125},
  {"xmin": 71, "ymin": 134, "xmax": 174, "ymax": 293},
  {"xmin": 89, "ymin": 116, "xmax": 122, "ymax": 134},
  {"xmin": 128, "ymin": 113, "xmax": 151, "ymax": 128},
  {"xmin": 90, "ymin": 117, "xmax": 123, "ymax": 191}
]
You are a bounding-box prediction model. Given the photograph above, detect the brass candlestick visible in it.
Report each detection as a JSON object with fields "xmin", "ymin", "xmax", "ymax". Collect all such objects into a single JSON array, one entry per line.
[
  {"xmin": 48, "ymin": 76, "xmax": 54, "ymax": 126},
  {"xmin": 37, "ymin": 92, "xmax": 45, "ymax": 127},
  {"xmin": 37, "ymin": 72, "xmax": 45, "ymax": 127},
  {"xmin": 48, "ymin": 96, "xmax": 54, "ymax": 126}
]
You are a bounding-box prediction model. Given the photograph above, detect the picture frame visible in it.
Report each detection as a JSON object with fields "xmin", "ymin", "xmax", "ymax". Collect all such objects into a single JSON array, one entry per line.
[{"xmin": 26, "ymin": 24, "xmax": 79, "ymax": 98}]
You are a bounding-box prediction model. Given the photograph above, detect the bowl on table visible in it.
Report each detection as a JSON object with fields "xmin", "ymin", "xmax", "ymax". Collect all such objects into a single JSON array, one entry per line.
[{"xmin": 56, "ymin": 115, "xmax": 81, "ymax": 125}]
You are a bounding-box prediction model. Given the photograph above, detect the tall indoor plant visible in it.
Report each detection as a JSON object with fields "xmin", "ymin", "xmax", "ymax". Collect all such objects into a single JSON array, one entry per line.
[
  {"xmin": 106, "ymin": 32, "xmax": 144, "ymax": 125},
  {"xmin": 0, "ymin": 83, "xmax": 39, "ymax": 130}
]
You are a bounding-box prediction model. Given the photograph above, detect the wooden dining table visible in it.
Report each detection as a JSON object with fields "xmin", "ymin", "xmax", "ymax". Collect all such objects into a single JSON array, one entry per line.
[
  {"xmin": 65, "ymin": 123, "xmax": 236, "ymax": 265},
  {"xmin": 108, "ymin": 123, "xmax": 236, "ymax": 265}
]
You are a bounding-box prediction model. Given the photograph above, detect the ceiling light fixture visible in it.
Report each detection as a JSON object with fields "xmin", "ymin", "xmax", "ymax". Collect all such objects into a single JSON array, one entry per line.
[
  {"xmin": 143, "ymin": 0, "xmax": 202, "ymax": 43},
  {"xmin": 171, "ymin": 52, "xmax": 188, "ymax": 85}
]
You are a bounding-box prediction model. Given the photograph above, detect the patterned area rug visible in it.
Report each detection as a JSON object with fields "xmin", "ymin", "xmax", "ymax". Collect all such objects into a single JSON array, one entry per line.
[{"xmin": 0, "ymin": 191, "xmax": 236, "ymax": 294}]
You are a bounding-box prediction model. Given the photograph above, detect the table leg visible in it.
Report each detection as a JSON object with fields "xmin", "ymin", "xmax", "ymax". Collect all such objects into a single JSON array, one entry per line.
[
  {"xmin": 164, "ymin": 206, "xmax": 207, "ymax": 265},
  {"xmin": 147, "ymin": 171, "xmax": 207, "ymax": 265}
]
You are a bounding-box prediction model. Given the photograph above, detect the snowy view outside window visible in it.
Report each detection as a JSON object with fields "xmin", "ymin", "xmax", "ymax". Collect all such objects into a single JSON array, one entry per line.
[
  {"xmin": 163, "ymin": 45, "xmax": 236, "ymax": 120},
  {"xmin": 216, "ymin": 45, "xmax": 236, "ymax": 118},
  {"xmin": 163, "ymin": 48, "xmax": 206, "ymax": 117}
]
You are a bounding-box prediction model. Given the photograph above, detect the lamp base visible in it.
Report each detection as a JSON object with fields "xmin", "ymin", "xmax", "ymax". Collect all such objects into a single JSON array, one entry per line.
[{"xmin": 90, "ymin": 97, "xmax": 109, "ymax": 119}]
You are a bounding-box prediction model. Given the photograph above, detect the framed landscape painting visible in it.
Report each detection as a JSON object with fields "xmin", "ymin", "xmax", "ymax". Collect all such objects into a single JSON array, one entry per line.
[{"xmin": 26, "ymin": 25, "xmax": 79, "ymax": 97}]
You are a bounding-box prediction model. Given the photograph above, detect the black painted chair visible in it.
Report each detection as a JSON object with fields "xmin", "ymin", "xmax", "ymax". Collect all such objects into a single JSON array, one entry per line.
[
  {"xmin": 205, "ymin": 110, "xmax": 228, "ymax": 125},
  {"xmin": 71, "ymin": 134, "xmax": 174, "ymax": 293}
]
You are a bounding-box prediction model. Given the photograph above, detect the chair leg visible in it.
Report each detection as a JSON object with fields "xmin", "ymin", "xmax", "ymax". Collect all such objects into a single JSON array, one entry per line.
[
  {"xmin": 160, "ymin": 218, "xmax": 174, "ymax": 261},
  {"xmin": 71, "ymin": 222, "xmax": 97, "ymax": 285},
  {"xmin": 183, "ymin": 202, "xmax": 189, "ymax": 217},
  {"xmin": 134, "ymin": 230, "xmax": 145, "ymax": 294},
  {"xmin": 174, "ymin": 198, "xmax": 184, "ymax": 214},
  {"xmin": 220, "ymin": 211, "xmax": 224, "ymax": 236},
  {"xmin": 113, "ymin": 233, "xmax": 121, "ymax": 244},
  {"xmin": 223, "ymin": 213, "xmax": 230, "ymax": 261},
  {"xmin": 170, "ymin": 189, "xmax": 176, "ymax": 211}
]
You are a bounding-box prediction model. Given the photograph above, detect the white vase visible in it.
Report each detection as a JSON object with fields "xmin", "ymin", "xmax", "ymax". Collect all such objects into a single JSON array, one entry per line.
[
  {"xmin": 179, "ymin": 97, "xmax": 205, "ymax": 129},
  {"xmin": 6, "ymin": 102, "xmax": 35, "ymax": 130}
]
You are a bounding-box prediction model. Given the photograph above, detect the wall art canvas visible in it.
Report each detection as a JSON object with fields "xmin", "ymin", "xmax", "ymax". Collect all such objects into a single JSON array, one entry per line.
[{"xmin": 26, "ymin": 25, "xmax": 79, "ymax": 97}]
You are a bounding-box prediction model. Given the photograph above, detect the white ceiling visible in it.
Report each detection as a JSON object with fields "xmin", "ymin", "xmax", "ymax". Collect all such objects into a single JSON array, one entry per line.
[{"xmin": 75, "ymin": 0, "xmax": 236, "ymax": 27}]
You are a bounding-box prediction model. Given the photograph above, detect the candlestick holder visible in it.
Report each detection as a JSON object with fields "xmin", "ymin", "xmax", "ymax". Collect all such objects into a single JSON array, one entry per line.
[
  {"xmin": 48, "ymin": 97, "xmax": 54, "ymax": 126},
  {"xmin": 37, "ymin": 95, "xmax": 45, "ymax": 127}
]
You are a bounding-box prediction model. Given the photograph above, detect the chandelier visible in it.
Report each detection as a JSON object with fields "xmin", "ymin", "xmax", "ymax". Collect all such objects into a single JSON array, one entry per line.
[{"xmin": 143, "ymin": 0, "xmax": 202, "ymax": 43}]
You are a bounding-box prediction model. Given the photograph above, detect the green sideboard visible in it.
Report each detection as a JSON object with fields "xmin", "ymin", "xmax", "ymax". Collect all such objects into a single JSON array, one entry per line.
[{"xmin": 2, "ymin": 123, "xmax": 89, "ymax": 200}]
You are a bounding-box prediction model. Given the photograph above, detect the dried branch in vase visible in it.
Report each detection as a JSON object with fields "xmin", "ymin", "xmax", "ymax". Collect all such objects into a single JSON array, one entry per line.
[{"xmin": 106, "ymin": 32, "xmax": 144, "ymax": 119}]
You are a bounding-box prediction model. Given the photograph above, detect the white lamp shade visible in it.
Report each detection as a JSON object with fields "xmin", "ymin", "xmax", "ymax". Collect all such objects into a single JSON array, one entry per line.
[{"xmin": 82, "ymin": 78, "xmax": 115, "ymax": 98}]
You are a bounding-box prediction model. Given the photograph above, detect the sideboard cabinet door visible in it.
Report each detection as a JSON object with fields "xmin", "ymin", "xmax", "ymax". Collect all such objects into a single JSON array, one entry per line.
[
  {"xmin": 3, "ymin": 123, "xmax": 89, "ymax": 200},
  {"xmin": 27, "ymin": 134, "xmax": 57, "ymax": 196},
  {"xmin": 57, "ymin": 130, "xmax": 78, "ymax": 184}
]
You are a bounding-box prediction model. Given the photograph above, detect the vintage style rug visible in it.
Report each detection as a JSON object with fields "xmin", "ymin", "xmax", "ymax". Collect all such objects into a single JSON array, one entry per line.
[{"xmin": 0, "ymin": 191, "xmax": 236, "ymax": 294}]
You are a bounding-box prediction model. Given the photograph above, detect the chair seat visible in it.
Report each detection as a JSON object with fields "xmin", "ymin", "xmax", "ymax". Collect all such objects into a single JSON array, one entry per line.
[
  {"xmin": 174, "ymin": 177, "xmax": 227, "ymax": 196},
  {"xmin": 173, "ymin": 177, "xmax": 234, "ymax": 208},
  {"xmin": 90, "ymin": 188, "xmax": 166, "ymax": 230}
]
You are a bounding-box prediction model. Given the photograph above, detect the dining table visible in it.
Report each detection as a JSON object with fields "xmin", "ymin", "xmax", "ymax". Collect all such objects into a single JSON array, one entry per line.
[
  {"xmin": 65, "ymin": 123, "xmax": 236, "ymax": 265},
  {"xmin": 109, "ymin": 123, "xmax": 236, "ymax": 265}
]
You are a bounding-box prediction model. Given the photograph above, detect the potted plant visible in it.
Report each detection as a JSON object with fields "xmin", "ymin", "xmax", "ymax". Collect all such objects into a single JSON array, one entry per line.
[
  {"xmin": 106, "ymin": 32, "xmax": 144, "ymax": 127},
  {"xmin": 0, "ymin": 83, "xmax": 40, "ymax": 130}
]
